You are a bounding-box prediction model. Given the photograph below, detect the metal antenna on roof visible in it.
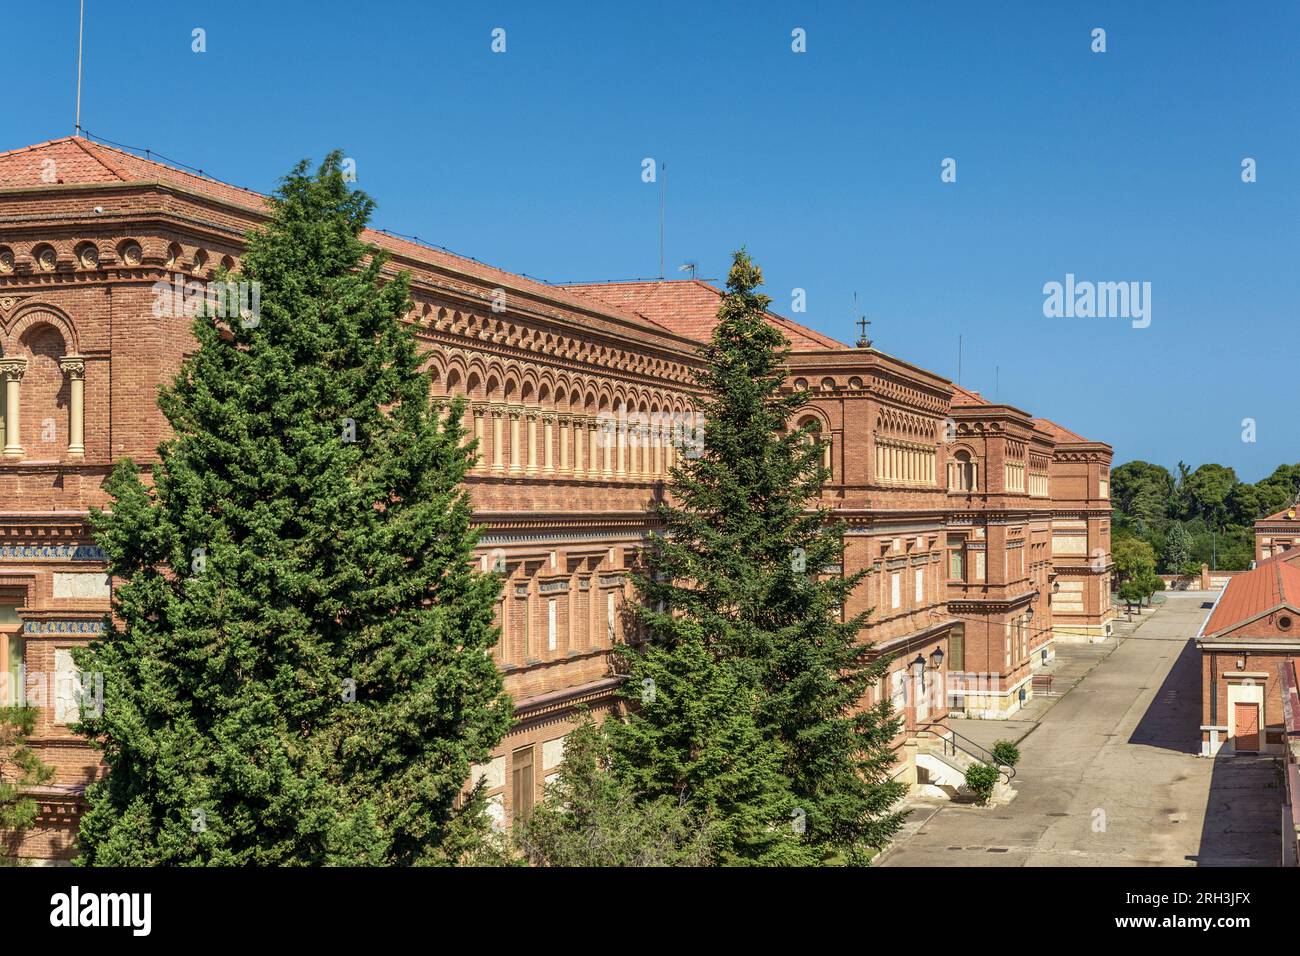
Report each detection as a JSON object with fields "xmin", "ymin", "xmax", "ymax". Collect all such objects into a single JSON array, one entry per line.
[
  {"xmin": 74, "ymin": 0, "xmax": 86, "ymax": 135},
  {"xmin": 678, "ymin": 261, "xmax": 698, "ymax": 279},
  {"xmin": 658, "ymin": 162, "xmax": 666, "ymax": 279}
]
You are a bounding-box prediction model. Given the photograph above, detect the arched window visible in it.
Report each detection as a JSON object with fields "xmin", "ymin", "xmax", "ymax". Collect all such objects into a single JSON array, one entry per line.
[
  {"xmin": 949, "ymin": 450, "xmax": 977, "ymax": 492},
  {"xmin": 798, "ymin": 415, "xmax": 832, "ymax": 478}
]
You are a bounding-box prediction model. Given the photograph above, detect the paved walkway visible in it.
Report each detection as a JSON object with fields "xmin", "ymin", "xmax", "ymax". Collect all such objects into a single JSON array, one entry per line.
[{"xmin": 880, "ymin": 593, "xmax": 1282, "ymax": 867}]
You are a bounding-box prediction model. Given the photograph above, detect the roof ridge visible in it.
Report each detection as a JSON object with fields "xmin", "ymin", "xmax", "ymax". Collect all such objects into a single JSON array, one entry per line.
[
  {"xmin": 0, "ymin": 135, "xmax": 80, "ymax": 161},
  {"xmin": 70, "ymin": 136, "xmax": 132, "ymax": 182}
]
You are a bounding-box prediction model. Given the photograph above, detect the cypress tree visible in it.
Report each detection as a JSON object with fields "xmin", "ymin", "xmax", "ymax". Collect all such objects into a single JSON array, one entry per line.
[
  {"xmin": 73, "ymin": 153, "xmax": 512, "ymax": 865},
  {"xmin": 633, "ymin": 250, "xmax": 906, "ymax": 864}
]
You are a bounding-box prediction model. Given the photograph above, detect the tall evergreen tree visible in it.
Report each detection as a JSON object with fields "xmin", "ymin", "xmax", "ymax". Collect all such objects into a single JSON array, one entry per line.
[
  {"xmin": 632, "ymin": 249, "xmax": 905, "ymax": 865},
  {"xmin": 0, "ymin": 707, "xmax": 54, "ymax": 864},
  {"xmin": 1161, "ymin": 521, "xmax": 1195, "ymax": 575},
  {"xmin": 608, "ymin": 621, "xmax": 814, "ymax": 865},
  {"xmin": 73, "ymin": 153, "xmax": 512, "ymax": 865}
]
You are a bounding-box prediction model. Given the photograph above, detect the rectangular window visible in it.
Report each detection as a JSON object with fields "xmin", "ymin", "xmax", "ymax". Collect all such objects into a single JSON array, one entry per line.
[
  {"xmin": 54, "ymin": 648, "xmax": 83, "ymax": 725},
  {"xmin": 547, "ymin": 599, "xmax": 557, "ymax": 651},
  {"xmin": 890, "ymin": 572, "xmax": 901, "ymax": 609},
  {"xmin": 948, "ymin": 623, "xmax": 965, "ymax": 672},
  {"xmin": 947, "ymin": 535, "xmax": 966, "ymax": 581},
  {"xmin": 511, "ymin": 746, "xmax": 535, "ymax": 822},
  {"xmin": 4, "ymin": 631, "xmax": 24, "ymax": 707},
  {"xmin": 914, "ymin": 568, "xmax": 924, "ymax": 603},
  {"xmin": 890, "ymin": 670, "xmax": 906, "ymax": 711}
]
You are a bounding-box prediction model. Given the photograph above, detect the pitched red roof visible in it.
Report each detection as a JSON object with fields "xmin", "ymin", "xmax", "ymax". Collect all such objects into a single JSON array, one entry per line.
[
  {"xmin": 950, "ymin": 384, "xmax": 990, "ymax": 406},
  {"xmin": 561, "ymin": 279, "xmax": 848, "ymax": 352},
  {"xmin": 1258, "ymin": 505, "xmax": 1300, "ymax": 523},
  {"xmin": 1203, "ymin": 556, "xmax": 1300, "ymax": 638},
  {"xmin": 0, "ymin": 137, "xmax": 678, "ymax": 338},
  {"xmin": 1032, "ymin": 417, "xmax": 1090, "ymax": 444}
]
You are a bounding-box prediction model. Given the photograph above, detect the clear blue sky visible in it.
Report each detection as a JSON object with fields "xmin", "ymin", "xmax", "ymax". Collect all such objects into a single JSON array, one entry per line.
[{"xmin": 4, "ymin": 1, "xmax": 1297, "ymax": 481}]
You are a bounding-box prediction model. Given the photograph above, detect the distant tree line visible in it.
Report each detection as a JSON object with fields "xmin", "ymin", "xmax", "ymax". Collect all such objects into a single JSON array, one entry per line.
[{"xmin": 1111, "ymin": 460, "xmax": 1300, "ymax": 575}]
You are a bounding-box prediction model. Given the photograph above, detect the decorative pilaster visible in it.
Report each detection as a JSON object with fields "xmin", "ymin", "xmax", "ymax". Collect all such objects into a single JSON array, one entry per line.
[
  {"xmin": 0, "ymin": 357, "xmax": 27, "ymax": 458},
  {"xmin": 59, "ymin": 356, "xmax": 85, "ymax": 458}
]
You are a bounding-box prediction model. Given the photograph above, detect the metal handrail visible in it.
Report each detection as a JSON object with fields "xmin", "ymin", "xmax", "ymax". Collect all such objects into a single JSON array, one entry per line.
[{"xmin": 913, "ymin": 722, "xmax": 1016, "ymax": 785}]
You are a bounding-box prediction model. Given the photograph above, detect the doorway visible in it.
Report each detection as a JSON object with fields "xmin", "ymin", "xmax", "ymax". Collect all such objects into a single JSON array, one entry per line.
[{"xmin": 1234, "ymin": 702, "xmax": 1260, "ymax": 752}]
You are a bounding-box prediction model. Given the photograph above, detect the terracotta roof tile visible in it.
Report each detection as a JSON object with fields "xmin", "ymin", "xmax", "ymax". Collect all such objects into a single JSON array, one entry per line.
[
  {"xmin": 0, "ymin": 138, "xmax": 680, "ymax": 338},
  {"xmin": 950, "ymin": 384, "xmax": 990, "ymax": 406},
  {"xmin": 1204, "ymin": 557, "xmax": 1300, "ymax": 637},
  {"xmin": 1032, "ymin": 417, "xmax": 1090, "ymax": 444},
  {"xmin": 561, "ymin": 279, "xmax": 848, "ymax": 352}
]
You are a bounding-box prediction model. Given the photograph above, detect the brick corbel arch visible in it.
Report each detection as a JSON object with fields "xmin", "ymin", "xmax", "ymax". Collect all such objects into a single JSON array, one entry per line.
[{"xmin": 3, "ymin": 302, "xmax": 81, "ymax": 356}]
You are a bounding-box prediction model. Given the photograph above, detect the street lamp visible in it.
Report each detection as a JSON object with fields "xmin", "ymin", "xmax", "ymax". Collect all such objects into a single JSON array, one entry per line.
[{"xmin": 930, "ymin": 646, "xmax": 944, "ymax": 670}]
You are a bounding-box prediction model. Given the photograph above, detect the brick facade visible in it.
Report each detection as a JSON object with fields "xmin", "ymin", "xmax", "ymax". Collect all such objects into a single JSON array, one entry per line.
[{"xmin": 0, "ymin": 137, "xmax": 1113, "ymax": 857}]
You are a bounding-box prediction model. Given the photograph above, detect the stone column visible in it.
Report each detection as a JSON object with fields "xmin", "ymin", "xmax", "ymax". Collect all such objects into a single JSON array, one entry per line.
[
  {"xmin": 543, "ymin": 413, "xmax": 555, "ymax": 473},
  {"xmin": 509, "ymin": 407, "xmax": 523, "ymax": 475},
  {"xmin": 573, "ymin": 416, "xmax": 585, "ymax": 476},
  {"xmin": 526, "ymin": 409, "xmax": 539, "ymax": 475},
  {"xmin": 628, "ymin": 419, "xmax": 640, "ymax": 478},
  {"xmin": 602, "ymin": 420, "xmax": 614, "ymax": 477},
  {"xmin": 60, "ymin": 356, "xmax": 86, "ymax": 457},
  {"xmin": 472, "ymin": 406, "xmax": 486, "ymax": 471},
  {"xmin": 491, "ymin": 407, "xmax": 505, "ymax": 473},
  {"xmin": 615, "ymin": 416, "xmax": 626, "ymax": 477},
  {"xmin": 557, "ymin": 416, "xmax": 569, "ymax": 474},
  {"xmin": 0, "ymin": 357, "xmax": 27, "ymax": 458}
]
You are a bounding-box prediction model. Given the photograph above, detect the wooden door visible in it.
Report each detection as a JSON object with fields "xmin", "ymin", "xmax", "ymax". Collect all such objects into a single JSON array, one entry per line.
[
  {"xmin": 1234, "ymin": 702, "xmax": 1260, "ymax": 752},
  {"xmin": 511, "ymin": 746, "xmax": 535, "ymax": 822}
]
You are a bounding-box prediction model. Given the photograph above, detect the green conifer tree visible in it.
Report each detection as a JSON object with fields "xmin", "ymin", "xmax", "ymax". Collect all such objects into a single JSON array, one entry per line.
[
  {"xmin": 0, "ymin": 706, "xmax": 55, "ymax": 864},
  {"xmin": 73, "ymin": 153, "xmax": 512, "ymax": 865},
  {"xmin": 608, "ymin": 621, "xmax": 814, "ymax": 865},
  {"xmin": 631, "ymin": 250, "xmax": 906, "ymax": 865}
]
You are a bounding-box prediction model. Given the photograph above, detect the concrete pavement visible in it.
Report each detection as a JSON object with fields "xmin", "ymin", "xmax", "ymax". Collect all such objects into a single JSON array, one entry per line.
[{"xmin": 879, "ymin": 592, "xmax": 1282, "ymax": 867}]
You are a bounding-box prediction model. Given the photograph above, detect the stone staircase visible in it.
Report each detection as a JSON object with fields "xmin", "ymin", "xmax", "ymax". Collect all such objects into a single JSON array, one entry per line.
[{"xmin": 911, "ymin": 724, "xmax": 1017, "ymax": 805}]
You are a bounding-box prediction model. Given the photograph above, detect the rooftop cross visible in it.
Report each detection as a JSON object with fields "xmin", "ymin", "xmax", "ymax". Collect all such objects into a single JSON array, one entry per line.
[{"xmin": 855, "ymin": 314, "xmax": 872, "ymax": 349}]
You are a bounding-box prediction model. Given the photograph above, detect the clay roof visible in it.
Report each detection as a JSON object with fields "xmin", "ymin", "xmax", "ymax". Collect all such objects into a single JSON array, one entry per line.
[
  {"xmin": 561, "ymin": 279, "xmax": 848, "ymax": 352},
  {"xmin": 0, "ymin": 137, "xmax": 683, "ymax": 341},
  {"xmin": 949, "ymin": 384, "xmax": 990, "ymax": 406},
  {"xmin": 0, "ymin": 135, "xmax": 269, "ymax": 208},
  {"xmin": 1203, "ymin": 555, "xmax": 1300, "ymax": 638},
  {"xmin": 1257, "ymin": 505, "xmax": 1300, "ymax": 524},
  {"xmin": 1032, "ymin": 417, "xmax": 1090, "ymax": 444}
]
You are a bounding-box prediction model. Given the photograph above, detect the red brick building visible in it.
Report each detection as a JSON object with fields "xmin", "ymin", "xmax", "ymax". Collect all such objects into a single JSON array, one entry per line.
[
  {"xmin": 1255, "ymin": 503, "xmax": 1300, "ymax": 563},
  {"xmin": 0, "ymin": 136, "xmax": 1113, "ymax": 858},
  {"xmin": 1198, "ymin": 548, "xmax": 1300, "ymax": 757}
]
